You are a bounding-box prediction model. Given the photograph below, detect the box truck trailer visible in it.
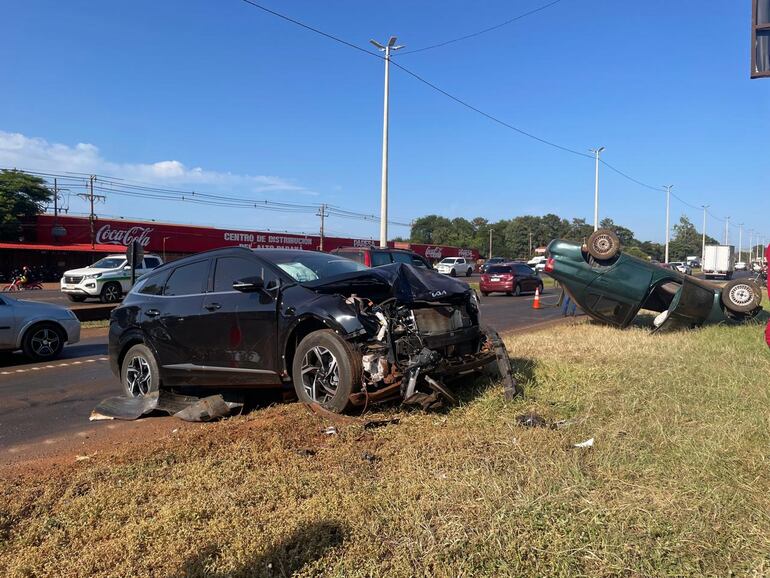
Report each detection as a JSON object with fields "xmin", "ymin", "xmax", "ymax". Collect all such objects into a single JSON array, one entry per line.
[{"xmin": 703, "ymin": 245, "xmax": 735, "ymax": 280}]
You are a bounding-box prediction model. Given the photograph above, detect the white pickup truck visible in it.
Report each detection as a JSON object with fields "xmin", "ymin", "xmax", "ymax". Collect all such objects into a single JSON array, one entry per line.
[{"xmin": 60, "ymin": 254, "xmax": 163, "ymax": 303}]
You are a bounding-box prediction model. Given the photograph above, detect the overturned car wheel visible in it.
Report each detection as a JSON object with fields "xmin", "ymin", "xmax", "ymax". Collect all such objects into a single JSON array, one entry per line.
[
  {"xmin": 292, "ymin": 329, "xmax": 361, "ymax": 413},
  {"xmin": 586, "ymin": 228, "xmax": 621, "ymax": 260},
  {"xmin": 721, "ymin": 279, "xmax": 762, "ymax": 314}
]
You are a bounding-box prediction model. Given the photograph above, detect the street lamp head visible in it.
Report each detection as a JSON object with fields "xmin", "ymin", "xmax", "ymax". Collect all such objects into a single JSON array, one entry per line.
[
  {"xmin": 369, "ymin": 39, "xmax": 385, "ymax": 50},
  {"xmin": 387, "ymin": 36, "xmax": 398, "ymax": 47},
  {"xmin": 598, "ymin": 146, "xmax": 605, "ymax": 153}
]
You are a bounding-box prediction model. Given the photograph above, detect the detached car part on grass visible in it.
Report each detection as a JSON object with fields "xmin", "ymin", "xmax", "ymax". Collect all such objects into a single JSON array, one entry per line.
[
  {"xmin": 107, "ymin": 249, "xmax": 520, "ymax": 416},
  {"xmin": 545, "ymin": 229, "xmax": 762, "ymax": 331}
]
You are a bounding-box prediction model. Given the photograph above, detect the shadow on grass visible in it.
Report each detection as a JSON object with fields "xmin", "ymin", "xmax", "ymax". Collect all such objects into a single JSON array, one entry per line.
[
  {"xmin": 450, "ymin": 356, "xmax": 538, "ymax": 406},
  {"xmin": 177, "ymin": 520, "xmax": 346, "ymax": 578}
]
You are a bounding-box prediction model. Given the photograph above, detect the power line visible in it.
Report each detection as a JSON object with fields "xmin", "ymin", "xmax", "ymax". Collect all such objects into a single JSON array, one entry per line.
[{"xmin": 399, "ymin": 0, "xmax": 566, "ymax": 55}]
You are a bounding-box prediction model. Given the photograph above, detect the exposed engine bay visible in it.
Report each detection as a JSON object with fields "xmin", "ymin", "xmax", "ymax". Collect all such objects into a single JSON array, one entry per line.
[{"xmin": 306, "ymin": 263, "xmax": 520, "ymax": 409}]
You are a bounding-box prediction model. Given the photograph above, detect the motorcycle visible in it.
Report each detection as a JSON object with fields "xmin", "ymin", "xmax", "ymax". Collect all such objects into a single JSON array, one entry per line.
[{"xmin": 2, "ymin": 276, "xmax": 43, "ymax": 292}]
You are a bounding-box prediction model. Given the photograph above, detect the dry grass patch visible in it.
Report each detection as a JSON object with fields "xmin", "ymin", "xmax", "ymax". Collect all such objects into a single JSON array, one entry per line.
[{"xmin": 2, "ymin": 319, "xmax": 770, "ymax": 577}]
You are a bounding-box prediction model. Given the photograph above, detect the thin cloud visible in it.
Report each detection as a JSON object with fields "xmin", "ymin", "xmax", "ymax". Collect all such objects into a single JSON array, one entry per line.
[{"xmin": 0, "ymin": 130, "xmax": 314, "ymax": 195}]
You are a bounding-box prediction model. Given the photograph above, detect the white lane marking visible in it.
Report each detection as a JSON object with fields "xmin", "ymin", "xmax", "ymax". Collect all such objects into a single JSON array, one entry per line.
[{"xmin": 0, "ymin": 357, "xmax": 108, "ymax": 376}]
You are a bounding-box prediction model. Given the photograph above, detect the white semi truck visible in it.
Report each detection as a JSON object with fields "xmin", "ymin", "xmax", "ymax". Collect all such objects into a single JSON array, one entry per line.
[{"xmin": 702, "ymin": 245, "xmax": 735, "ymax": 280}]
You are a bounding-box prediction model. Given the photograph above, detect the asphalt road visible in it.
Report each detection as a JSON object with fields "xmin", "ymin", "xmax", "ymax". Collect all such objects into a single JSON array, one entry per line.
[{"xmin": 0, "ymin": 288, "xmax": 569, "ymax": 458}]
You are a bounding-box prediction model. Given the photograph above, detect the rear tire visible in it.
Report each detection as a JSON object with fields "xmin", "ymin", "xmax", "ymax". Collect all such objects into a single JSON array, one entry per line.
[
  {"xmin": 100, "ymin": 282, "xmax": 122, "ymax": 303},
  {"xmin": 292, "ymin": 329, "xmax": 361, "ymax": 413},
  {"xmin": 481, "ymin": 291, "xmax": 489, "ymax": 297},
  {"xmin": 67, "ymin": 294, "xmax": 86, "ymax": 303},
  {"xmin": 586, "ymin": 228, "xmax": 621, "ymax": 260},
  {"xmin": 513, "ymin": 284, "xmax": 521, "ymax": 297},
  {"xmin": 121, "ymin": 343, "xmax": 161, "ymax": 397},
  {"xmin": 721, "ymin": 279, "xmax": 762, "ymax": 313},
  {"xmin": 22, "ymin": 322, "xmax": 65, "ymax": 361}
]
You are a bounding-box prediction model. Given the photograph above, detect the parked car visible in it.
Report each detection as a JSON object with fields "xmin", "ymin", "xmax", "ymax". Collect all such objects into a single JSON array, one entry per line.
[
  {"xmin": 527, "ymin": 256, "xmax": 548, "ymax": 272},
  {"xmin": 480, "ymin": 257, "xmax": 507, "ymax": 274},
  {"xmin": 330, "ymin": 246, "xmax": 431, "ymax": 269},
  {"xmin": 545, "ymin": 229, "xmax": 762, "ymax": 331},
  {"xmin": 61, "ymin": 254, "xmax": 164, "ymax": 304},
  {"xmin": 480, "ymin": 263, "xmax": 544, "ymax": 297},
  {"xmin": 435, "ymin": 257, "xmax": 474, "ymax": 277},
  {"xmin": 109, "ymin": 247, "xmax": 517, "ymax": 413},
  {"xmin": 668, "ymin": 262, "xmax": 693, "ymax": 275},
  {"xmin": 735, "ymin": 261, "xmax": 748, "ymax": 271},
  {"xmin": 0, "ymin": 294, "xmax": 80, "ymax": 360}
]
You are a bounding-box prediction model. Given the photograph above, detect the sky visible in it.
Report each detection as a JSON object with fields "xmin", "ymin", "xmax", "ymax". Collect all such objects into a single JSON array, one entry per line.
[{"xmin": 1, "ymin": 0, "xmax": 768, "ymax": 244}]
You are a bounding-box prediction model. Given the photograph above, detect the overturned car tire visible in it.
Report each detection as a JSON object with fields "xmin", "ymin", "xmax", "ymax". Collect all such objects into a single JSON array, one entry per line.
[
  {"xmin": 721, "ymin": 279, "xmax": 762, "ymax": 314},
  {"xmin": 292, "ymin": 329, "xmax": 362, "ymax": 413},
  {"xmin": 586, "ymin": 228, "xmax": 621, "ymax": 261}
]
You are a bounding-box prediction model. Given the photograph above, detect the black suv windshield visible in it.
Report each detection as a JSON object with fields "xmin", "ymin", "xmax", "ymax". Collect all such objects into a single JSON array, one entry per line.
[{"xmin": 267, "ymin": 251, "xmax": 368, "ymax": 283}]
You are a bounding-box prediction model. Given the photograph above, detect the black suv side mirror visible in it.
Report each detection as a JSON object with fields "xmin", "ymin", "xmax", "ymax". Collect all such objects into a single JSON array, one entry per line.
[{"xmin": 233, "ymin": 276, "xmax": 265, "ymax": 293}]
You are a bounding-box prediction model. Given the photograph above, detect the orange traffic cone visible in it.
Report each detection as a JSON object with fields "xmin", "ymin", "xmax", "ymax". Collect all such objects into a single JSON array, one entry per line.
[{"xmin": 533, "ymin": 287, "xmax": 541, "ymax": 309}]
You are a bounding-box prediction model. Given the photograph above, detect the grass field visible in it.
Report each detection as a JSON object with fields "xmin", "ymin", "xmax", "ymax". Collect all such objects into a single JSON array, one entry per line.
[{"xmin": 2, "ymin": 316, "xmax": 770, "ymax": 577}]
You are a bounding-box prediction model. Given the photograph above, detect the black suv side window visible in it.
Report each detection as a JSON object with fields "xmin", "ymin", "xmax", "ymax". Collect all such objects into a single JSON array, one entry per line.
[
  {"xmin": 136, "ymin": 271, "xmax": 168, "ymax": 295},
  {"xmin": 164, "ymin": 260, "xmax": 209, "ymax": 296},
  {"xmin": 143, "ymin": 257, "xmax": 161, "ymax": 269},
  {"xmin": 213, "ymin": 256, "xmax": 279, "ymax": 292},
  {"xmin": 371, "ymin": 252, "xmax": 391, "ymax": 267}
]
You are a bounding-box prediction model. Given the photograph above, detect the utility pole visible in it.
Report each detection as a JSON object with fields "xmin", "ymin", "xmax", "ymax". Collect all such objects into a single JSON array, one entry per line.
[
  {"xmin": 589, "ymin": 146, "xmax": 605, "ymax": 231},
  {"xmin": 317, "ymin": 203, "xmax": 328, "ymax": 251},
  {"xmin": 664, "ymin": 185, "xmax": 673, "ymax": 263},
  {"xmin": 724, "ymin": 216, "xmax": 730, "ymax": 245},
  {"xmin": 738, "ymin": 223, "xmax": 743, "ymax": 263},
  {"xmin": 749, "ymin": 229, "xmax": 754, "ymax": 263},
  {"xmin": 370, "ymin": 36, "xmax": 404, "ymax": 248},
  {"xmin": 701, "ymin": 205, "xmax": 709, "ymax": 261},
  {"xmin": 53, "ymin": 178, "xmax": 58, "ymax": 217},
  {"xmin": 488, "ymin": 229, "xmax": 493, "ymax": 259},
  {"xmin": 76, "ymin": 175, "xmax": 105, "ymax": 249},
  {"xmin": 528, "ymin": 231, "xmax": 533, "ymax": 258}
]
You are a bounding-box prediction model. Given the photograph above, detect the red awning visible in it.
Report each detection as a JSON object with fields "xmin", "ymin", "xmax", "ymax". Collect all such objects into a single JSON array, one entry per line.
[{"xmin": 0, "ymin": 242, "xmax": 119, "ymax": 253}]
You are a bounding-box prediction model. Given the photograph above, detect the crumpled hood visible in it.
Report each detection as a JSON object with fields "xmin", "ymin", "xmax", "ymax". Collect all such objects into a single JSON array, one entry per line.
[{"xmin": 303, "ymin": 262, "xmax": 472, "ymax": 304}]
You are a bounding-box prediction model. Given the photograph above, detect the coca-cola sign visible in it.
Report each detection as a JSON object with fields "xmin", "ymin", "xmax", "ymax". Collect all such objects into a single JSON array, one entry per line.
[
  {"xmin": 95, "ymin": 224, "xmax": 153, "ymax": 247},
  {"xmin": 425, "ymin": 246, "xmax": 443, "ymax": 259},
  {"xmin": 458, "ymin": 248, "xmax": 474, "ymax": 258}
]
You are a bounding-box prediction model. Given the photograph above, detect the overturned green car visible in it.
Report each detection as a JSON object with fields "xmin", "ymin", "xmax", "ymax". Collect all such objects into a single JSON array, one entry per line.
[{"xmin": 545, "ymin": 229, "xmax": 763, "ymax": 331}]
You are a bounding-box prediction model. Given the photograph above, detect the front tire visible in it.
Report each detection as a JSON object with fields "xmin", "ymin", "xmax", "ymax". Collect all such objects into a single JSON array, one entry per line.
[
  {"xmin": 22, "ymin": 323, "xmax": 65, "ymax": 361},
  {"xmin": 67, "ymin": 294, "xmax": 87, "ymax": 303},
  {"xmin": 466, "ymin": 268, "xmax": 472, "ymax": 277},
  {"xmin": 100, "ymin": 282, "xmax": 122, "ymax": 304},
  {"xmin": 121, "ymin": 344, "xmax": 160, "ymax": 398},
  {"xmin": 513, "ymin": 284, "xmax": 521, "ymax": 297},
  {"xmin": 292, "ymin": 329, "xmax": 361, "ymax": 413},
  {"xmin": 721, "ymin": 279, "xmax": 762, "ymax": 314},
  {"xmin": 450, "ymin": 269, "xmax": 457, "ymax": 277}
]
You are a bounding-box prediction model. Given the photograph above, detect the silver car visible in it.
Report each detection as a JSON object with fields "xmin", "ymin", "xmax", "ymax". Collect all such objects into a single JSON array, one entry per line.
[{"xmin": 0, "ymin": 295, "xmax": 81, "ymax": 360}]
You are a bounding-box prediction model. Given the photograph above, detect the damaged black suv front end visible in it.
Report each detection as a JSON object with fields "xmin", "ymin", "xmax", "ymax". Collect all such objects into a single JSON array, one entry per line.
[{"xmin": 300, "ymin": 263, "xmax": 518, "ymax": 410}]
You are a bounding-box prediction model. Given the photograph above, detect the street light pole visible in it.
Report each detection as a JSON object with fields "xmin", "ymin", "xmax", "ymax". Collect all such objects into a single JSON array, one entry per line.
[
  {"xmin": 589, "ymin": 147, "xmax": 605, "ymax": 231},
  {"xmin": 370, "ymin": 36, "xmax": 403, "ymax": 248},
  {"xmin": 664, "ymin": 185, "xmax": 673, "ymax": 263},
  {"xmin": 738, "ymin": 223, "xmax": 743, "ymax": 263},
  {"xmin": 701, "ymin": 205, "xmax": 709, "ymax": 261},
  {"xmin": 724, "ymin": 216, "xmax": 730, "ymax": 245}
]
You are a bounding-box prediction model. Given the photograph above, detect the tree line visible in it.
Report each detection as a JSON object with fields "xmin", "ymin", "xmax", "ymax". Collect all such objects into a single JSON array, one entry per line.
[{"xmin": 405, "ymin": 214, "xmax": 722, "ymax": 262}]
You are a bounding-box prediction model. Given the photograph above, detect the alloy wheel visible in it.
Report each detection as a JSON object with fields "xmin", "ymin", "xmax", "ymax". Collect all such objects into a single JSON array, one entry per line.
[
  {"xmin": 104, "ymin": 284, "xmax": 120, "ymax": 302},
  {"xmin": 300, "ymin": 346, "xmax": 340, "ymax": 404},
  {"xmin": 728, "ymin": 283, "xmax": 754, "ymax": 307},
  {"xmin": 125, "ymin": 355, "xmax": 153, "ymax": 397},
  {"xmin": 30, "ymin": 328, "xmax": 60, "ymax": 358}
]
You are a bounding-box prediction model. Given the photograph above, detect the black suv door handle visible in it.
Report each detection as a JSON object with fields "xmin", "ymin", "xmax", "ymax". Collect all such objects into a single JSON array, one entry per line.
[
  {"xmin": 205, "ymin": 303, "xmax": 221, "ymax": 312},
  {"xmin": 145, "ymin": 309, "xmax": 160, "ymax": 318}
]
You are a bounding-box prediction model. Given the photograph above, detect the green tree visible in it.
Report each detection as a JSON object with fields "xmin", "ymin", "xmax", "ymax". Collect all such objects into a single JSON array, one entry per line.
[
  {"xmin": 599, "ymin": 217, "xmax": 638, "ymax": 247},
  {"xmin": 0, "ymin": 170, "xmax": 52, "ymax": 241},
  {"xmin": 410, "ymin": 215, "xmax": 453, "ymax": 245},
  {"xmin": 668, "ymin": 215, "xmax": 718, "ymax": 261},
  {"xmin": 625, "ymin": 246, "xmax": 649, "ymax": 260}
]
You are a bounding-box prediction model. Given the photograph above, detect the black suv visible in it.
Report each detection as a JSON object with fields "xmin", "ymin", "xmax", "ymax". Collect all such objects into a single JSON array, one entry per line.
[
  {"xmin": 330, "ymin": 246, "xmax": 432, "ymax": 269},
  {"xmin": 109, "ymin": 247, "xmax": 515, "ymax": 413}
]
